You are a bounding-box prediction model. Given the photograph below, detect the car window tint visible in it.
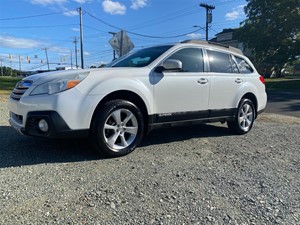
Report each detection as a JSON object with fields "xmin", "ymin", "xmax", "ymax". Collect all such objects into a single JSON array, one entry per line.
[
  {"xmin": 207, "ymin": 50, "xmax": 232, "ymax": 73},
  {"xmin": 167, "ymin": 48, "xmax": 204, "ymax": 72},
  {"xmin": 234, "ymin": 56, "xmax": 254, "ymax": 74},
  {"xmin": 112, "ymin": 45, "xmax": 173, "ymax": 67}
]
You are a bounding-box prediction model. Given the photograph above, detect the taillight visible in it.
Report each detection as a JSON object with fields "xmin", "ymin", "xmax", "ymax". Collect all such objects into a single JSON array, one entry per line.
[{"xmin": 259, "ymin": 75, "xmax": 265, "ymax": 84}]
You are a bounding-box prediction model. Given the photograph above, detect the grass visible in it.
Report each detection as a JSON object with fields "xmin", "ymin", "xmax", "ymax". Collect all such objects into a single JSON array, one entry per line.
[
  {"xmin": 265, "ymin": 78, "xmax": 300, "ymax": 92},
  {"xmin": 0, "ymin": 77, "xmax": 22, "ymax": 95}
]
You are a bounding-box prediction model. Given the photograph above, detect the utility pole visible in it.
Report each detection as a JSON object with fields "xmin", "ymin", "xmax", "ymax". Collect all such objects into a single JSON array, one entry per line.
[
  {"xmin": 19, "ymin": 55, "xmax": 22, "ymax": 76},
  {"xmin": 42, "ymin": 48, "xmax": 50, "ymax": 70},
  {"xmin": 73, "ymin": 37, "xmax": 79, "ymax": 69},
  {"xmin": 70, "ymin": 49, "xmax": 73, "ymax": 69},
  {"xmin": 78, "ymin": 7, "xmax": 84, "ymax": 69},
  {"xmin": 200, "ymin": 3, "xmax": 215, "ymax": 41},
  {"xmin": 9, "ymin": 54, "xmax": 12, "ymax": 76},
  {"xmin": 0, "ymin": 58, "xmax": 3, "ymax": 76}
]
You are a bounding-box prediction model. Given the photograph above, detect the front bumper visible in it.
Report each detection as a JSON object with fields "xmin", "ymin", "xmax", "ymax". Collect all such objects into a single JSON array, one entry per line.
[
  {"xmin": 10, "ymin": 110, "xmax": 89, "ymax": 138},
  {"xmin": 8, "ymin": 87, "xmax": 100, "ymax": 138}
]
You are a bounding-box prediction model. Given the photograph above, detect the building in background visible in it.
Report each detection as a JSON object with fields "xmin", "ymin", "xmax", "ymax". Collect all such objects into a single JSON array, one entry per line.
[{"xmin": 210, "ymin": 28, "xmax": 252, "ymax": 57}]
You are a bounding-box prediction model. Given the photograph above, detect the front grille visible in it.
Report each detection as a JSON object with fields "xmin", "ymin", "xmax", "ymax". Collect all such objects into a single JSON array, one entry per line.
[{"xmin": 10, "ymin": 80, "xmax": 32, "ymax": 101}]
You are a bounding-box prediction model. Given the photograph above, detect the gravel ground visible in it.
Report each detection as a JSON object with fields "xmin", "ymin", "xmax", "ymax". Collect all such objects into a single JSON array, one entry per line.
[{"xmin": 0, "ymin": 97, "xmax": 299, "ymax": 224}]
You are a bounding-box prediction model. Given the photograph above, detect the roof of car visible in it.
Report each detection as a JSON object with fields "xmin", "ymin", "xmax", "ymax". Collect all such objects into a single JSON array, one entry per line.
[{"xmin": 180, "ymin": 39, "xmax": 244, "ymax": 55}]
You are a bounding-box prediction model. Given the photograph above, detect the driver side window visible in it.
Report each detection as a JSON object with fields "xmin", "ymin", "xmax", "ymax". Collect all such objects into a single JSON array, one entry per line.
[{"xmin": 167, "ymin": 48, "xmax": 204, "ymax": 72}]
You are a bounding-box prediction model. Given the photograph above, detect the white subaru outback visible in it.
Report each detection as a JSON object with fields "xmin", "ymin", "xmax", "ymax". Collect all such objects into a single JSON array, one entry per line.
[{"xmin": 8, "ymin": 40, "xmax": 267, "ymax": 157}]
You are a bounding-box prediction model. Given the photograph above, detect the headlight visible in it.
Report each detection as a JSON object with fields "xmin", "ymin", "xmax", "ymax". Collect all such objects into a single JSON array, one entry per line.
[{"xmin": 30, "ymin": 72, "xmax": 89, "ymax": 95}]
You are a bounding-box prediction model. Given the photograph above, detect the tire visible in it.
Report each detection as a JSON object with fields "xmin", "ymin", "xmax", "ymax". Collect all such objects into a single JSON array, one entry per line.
[
  {"xmin": 227, "ymin": 98, "xmax": 255, "ymax": 135},
  {"xmin": 90, "ymin": 100, "xmax": 144, "ymax": 157}
]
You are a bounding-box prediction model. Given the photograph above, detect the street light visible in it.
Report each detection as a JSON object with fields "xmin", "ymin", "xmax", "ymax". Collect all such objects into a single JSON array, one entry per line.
[
  {"xmin": 192, "ymin": 26, "xmax": 205, "ymax": 40},
  {"xmin": 193, "ymin": 25, "xmax": 205, "ymax": 29}
]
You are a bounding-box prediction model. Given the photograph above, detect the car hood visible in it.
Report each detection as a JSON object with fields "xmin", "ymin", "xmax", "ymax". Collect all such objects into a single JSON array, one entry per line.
[{"xmin": 23, "ymin": 67, "xmax": 151, "ymax": 86}]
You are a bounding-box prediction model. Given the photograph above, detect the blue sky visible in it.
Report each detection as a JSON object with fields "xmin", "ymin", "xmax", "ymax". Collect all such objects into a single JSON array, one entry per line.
[{"xmin": 0, "ymin": 0, "xmax": 247, "ymax": 71}]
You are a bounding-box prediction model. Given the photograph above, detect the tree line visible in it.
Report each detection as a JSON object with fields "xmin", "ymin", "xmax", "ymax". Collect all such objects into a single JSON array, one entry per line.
[
  {"xmin": 0, "ymin": 66, "xmax": 20, "ymax": 77},
  {"xmin": 237, "ymin": 0, "xmax": 300, "ymax": 77}
]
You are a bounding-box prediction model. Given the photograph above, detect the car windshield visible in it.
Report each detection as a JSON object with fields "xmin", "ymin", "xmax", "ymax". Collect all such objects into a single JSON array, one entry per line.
[{"xmin": 110, "ymin": 45, "xmax": 173, "ymax": 68}]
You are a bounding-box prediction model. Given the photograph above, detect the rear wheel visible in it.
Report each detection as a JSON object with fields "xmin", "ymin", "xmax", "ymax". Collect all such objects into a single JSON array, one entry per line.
[
  {"xmin": 91, "ymin": 100, "xmax": 144, "ymax": 157},
  {"xmin": 228, "ymin": 98, "xmax": 255, "ymax": 135}
]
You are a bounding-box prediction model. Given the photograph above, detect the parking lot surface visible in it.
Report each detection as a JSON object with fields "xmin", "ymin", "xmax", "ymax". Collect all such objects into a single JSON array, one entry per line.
[
  {"xmin": 0, "ymin": 99, "xmax": 299, "ymax": 224},
  {"xmin": 265, "ymin": 91, "xmax": 300, "ymax": 118}
]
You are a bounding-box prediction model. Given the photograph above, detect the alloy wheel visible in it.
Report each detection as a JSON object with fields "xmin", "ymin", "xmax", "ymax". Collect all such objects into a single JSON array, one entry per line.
[
  {"xmin": 103, "ymin": 108, "xmax": 138, "ymax": 151},
  {"xmin": 238, "ymin": 103, "xmax": 254, "ymax": 131}
]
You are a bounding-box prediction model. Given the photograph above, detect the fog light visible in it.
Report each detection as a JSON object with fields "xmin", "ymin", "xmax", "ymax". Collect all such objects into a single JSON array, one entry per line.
[{"xmin": 38, "ymin": 119, "xmax": 49, "ymax": 132}]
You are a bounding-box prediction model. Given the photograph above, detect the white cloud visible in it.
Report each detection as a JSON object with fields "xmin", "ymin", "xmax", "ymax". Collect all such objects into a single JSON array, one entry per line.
[
  {"xmin": 63, "ymin": 9, "xmax": 79, "ymax": 16},
  {"xmin": 131, "ymin": 0, "xmax": 147, "ymax": 10},
  {"xmin": 187, "ymin": 33, "xmax": 202, "ymax": 39},
  {"xmin": 71, "ymin": 28, "xmax": 80, "ymax": 32},
  {"xmin": 97, "ymin": 61, "xmax": 108, "ymax": 65},
  {"xmin": 30, "ymin": 0, "xmax": 67, "ymax": 6},
  {"xmin": 49, "ymin": 46, "xmax": 70, "ymax": 54},
  {"xmin": 84, "ymin": 51, "xmax": 90, "ymax": 56},
  {"xmin": 102, "ymin": 0, "xmax": 126, "ymax": 15},
  {"xmin": 30, "ymin": 0, "xmax": 88, "ymax": 17},
  {"xmin": 73, "ymin": 0, "xmax": 88, "ymax": 3},
  {"xmin": 225, "ymin": 5, "xmax": 245, "ymax": 21},
  {"xmin": 0, "ymin": 35, "xmax": 43, "ymax": 49}
]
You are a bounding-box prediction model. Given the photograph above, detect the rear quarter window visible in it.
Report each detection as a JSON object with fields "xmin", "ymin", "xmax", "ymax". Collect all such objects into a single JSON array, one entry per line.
[{"xmin": 234, "ymin": 56, "xmax": 254, "ymax": 74}]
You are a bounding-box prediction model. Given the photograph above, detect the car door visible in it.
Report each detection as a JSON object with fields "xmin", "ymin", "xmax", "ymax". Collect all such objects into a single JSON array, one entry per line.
[
  {"xmin": 206, "ymin": 49, "xmax": 242, "ymax": 116},
  {"xmin": 152, "ymin": 47, "xmax": 210, "ymax": 122}
]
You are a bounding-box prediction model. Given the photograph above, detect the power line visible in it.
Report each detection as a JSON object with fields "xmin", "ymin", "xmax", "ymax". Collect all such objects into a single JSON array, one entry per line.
[
  {"xmin": 0, "ymin": 10, "xmax": 74, "ymax": 21},
  {"xmin": 83, "ymin": 25, "xmax": 108, "ymax": 34},
  {"xmin": 0, "ymin": 24, "xmax": 78, "ymax": 29},
  {"xmin": 209, "ymin": 27, "xmax": 220, "ymax": 34},
  {"xmin": 125, "ymin": 7, "xmax": 199, "ymax": 31},
  {"xmin": 123, "ymin": 1, "xmax": 243, "ymax": 32},
  {"xmin": 85, "ymin": 10, "xmax": 204, "ymax": 39},
  {"xmin": 1, "ymin": 3, "xmax": 245, "ymax": 70},
  {"xmin": 203, "ymin": 0, "xmax": 244, "ymax": 7}
]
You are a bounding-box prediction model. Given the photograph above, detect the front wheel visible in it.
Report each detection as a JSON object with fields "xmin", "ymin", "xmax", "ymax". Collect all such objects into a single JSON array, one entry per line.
[
  {"xmin": 228, "ymin": 98, "xmax": 255, "ymax": 135},
  {"xmin": 90, "ymin": 100, "xmax": 144, "ymax": 157}
]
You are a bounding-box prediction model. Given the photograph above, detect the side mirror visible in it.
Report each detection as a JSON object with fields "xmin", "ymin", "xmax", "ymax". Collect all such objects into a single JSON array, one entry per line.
[{"xmin": 155, "ymin": 59, "xmax": 182, "ymax": 72}]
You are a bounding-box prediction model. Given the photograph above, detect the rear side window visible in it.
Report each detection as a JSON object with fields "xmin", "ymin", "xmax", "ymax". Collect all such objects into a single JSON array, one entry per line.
[
  {"xmin": 207, "ymin": 50, "xmax": 234, "ymax": 73},
  {"xmin": 167, "ymin": 48, "xmax": 204, "ymax": 72},
  {"xmin": 234, "ymin": 56, "xmax": 254, "ymax": 74}
]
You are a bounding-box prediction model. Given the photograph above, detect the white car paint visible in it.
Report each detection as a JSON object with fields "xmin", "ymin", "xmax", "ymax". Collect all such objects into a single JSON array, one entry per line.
[{"xmin": 8, "ymin": 41, "xmax": 267, "ymax": 141}]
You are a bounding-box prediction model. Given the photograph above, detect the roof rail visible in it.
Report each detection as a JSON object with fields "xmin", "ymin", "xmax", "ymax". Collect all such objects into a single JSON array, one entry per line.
[
  {"xmin": 207, "ymin": 41, "xmax": 229, "ymax": 48},
  {"xmin": 180, "ymin": 39, "xmax": 207, "ymax": 44},
  {"xmin": 180, "ymin": 39, "xmax": 243, "ymax": 55}
]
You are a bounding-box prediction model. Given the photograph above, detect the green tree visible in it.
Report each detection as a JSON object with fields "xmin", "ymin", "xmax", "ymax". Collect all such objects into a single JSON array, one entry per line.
[
  {"xmin": 237, "ymin": 0, "xmax": 300, "ymax": 76},
  {"xmin": 0, "ymin": 66, "xmax": 18, "ymax": 77}
]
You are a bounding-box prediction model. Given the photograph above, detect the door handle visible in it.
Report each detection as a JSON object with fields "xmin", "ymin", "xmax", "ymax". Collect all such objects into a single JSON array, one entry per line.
[
  {"xmin": 197, "ymin": 78, "xmax": 208, "ymax": 84},
  {"xmin": 235, "ymin": 78, "xmax": 243, "ymax": 84}
]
